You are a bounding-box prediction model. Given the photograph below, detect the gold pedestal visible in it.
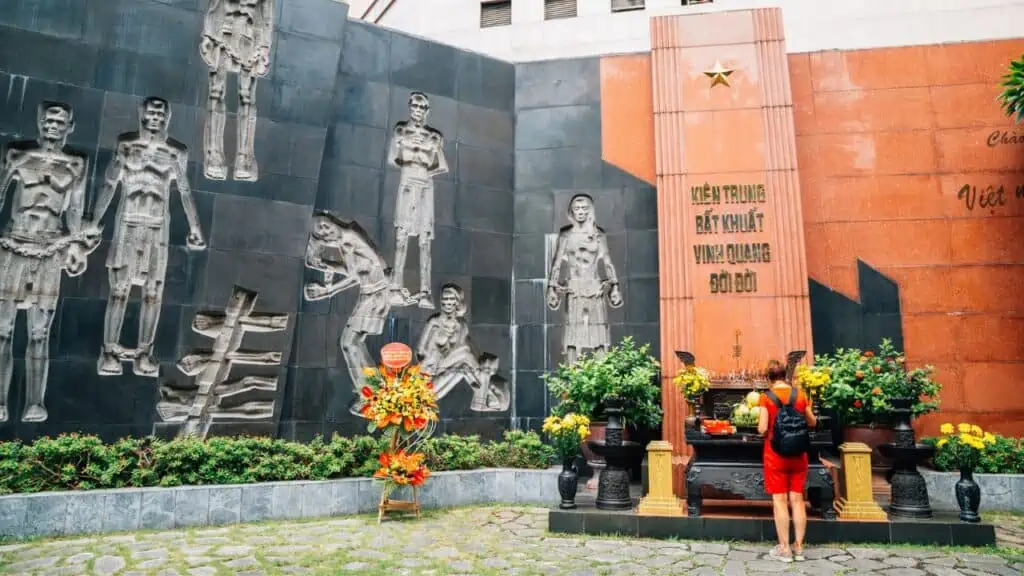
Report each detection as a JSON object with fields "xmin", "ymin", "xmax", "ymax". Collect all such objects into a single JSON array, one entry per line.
[
  {"xmin": 834, "ymin": 442, "xmax": 888, "ymax": 521},
  {"xmin": 637, "ymin": 440, "xmax": 685, "ymax": 517}
]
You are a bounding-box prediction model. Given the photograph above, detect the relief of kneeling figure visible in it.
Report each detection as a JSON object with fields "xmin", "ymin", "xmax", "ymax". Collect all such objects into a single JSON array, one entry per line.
[{"xmin": 416, "ymin": 284, "xmax": 509, "ymax": 413}]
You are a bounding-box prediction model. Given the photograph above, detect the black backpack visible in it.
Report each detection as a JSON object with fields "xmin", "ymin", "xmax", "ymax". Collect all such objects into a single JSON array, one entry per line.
[{"xmin": 765, "ymin": 389, "xmax": 810, "ymax": 457}]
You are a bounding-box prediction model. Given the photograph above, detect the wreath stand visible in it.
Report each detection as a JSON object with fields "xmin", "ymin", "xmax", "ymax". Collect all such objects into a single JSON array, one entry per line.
[{"xmin": 377, "ymin": 433, "xmax": 421, "ymax": 523}]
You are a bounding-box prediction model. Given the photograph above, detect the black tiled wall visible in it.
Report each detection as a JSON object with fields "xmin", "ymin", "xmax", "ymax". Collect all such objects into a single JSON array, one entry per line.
[{"xmin": 512, "ymin": 58, "xmax": 661, "ymax": 434}]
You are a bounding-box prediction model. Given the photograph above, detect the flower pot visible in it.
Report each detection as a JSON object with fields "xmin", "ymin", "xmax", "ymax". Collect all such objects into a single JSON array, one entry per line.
[
  {"xmin": 955, "ymin": 467, "xmax": 981, "ymax": 523},
  {"xmin": 557, "ymin": 458, "xmax": 579, "ymax": 509},
  {"xmin": 842, "ymin": 425, "xmax": 894, "ymax": 472},
  {"xmin": 685, "ymin": 402, "xmax": 698, "ymax": 430}
]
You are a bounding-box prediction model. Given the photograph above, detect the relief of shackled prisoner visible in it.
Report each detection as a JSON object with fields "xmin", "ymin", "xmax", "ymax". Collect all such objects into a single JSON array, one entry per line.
[
  {"xmin": 156, "ymin": 285, "xmax": 288, "ymax": 439},
  {"xmin": 94, "ymin": 97, "xmax": 206, "ymax": 378},
  {"xmin": 0, "ymin": 102, "xmax": 101, "ymax": 423},
  {"xmin": 303, "ymin": 212, "xmax": 413, "ymax": 416},
  {"xmin": 416, "ymin": 284, "xmax": 510, "ymax": 412},
  {"xmin": 387, "ymin": 92, "xmax": 448, "ymax": 310},
  {"xmin": 200, "ymin": 0, "xmax": 274, "ymax": 181},
  {"xmin": 546, "ymin": 194, "xmax": 623, "ymax": 365}
]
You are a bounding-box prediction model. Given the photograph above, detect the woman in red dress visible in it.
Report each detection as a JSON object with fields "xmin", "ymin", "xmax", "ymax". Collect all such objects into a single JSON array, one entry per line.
[{"xmin": 758, "ymin": 360, "xmax": 817, "ymax": 562}]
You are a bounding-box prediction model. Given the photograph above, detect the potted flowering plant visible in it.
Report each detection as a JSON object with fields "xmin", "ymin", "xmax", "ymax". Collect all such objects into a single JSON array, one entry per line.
[
  {"xmin": 672, "ymin": 364, "xmax": 711, "ymax": 429},
  {"xmin": 998, "ymin": 53, "xmax": 1024, "ymax": 123},
  {"xmin": 360, "ymin": 363, "xmax": 439, "ymax": 520},
  {"xmin": 544, "ymin": 338, "xmax": 661, "ymax": 478},
  {"xmin": 542, "ymin": 413, "xmax": 591, "ymax": 509},
  {"xmin": 933, "ymin": 422, "xmax": 996, "ymax": 522},
  {"xmin": 817, "ymin": 339, "xmax": 941, "ymax": 469}
]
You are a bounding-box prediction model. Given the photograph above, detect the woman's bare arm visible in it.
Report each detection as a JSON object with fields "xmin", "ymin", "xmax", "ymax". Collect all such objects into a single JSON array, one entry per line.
[
  {"xmin": 757, "ymin": 405, "xmax": 769, "ymax": 435},
  {"xmin": 805, "ymin": 403, "xmax": 818, "ymax": 428}
]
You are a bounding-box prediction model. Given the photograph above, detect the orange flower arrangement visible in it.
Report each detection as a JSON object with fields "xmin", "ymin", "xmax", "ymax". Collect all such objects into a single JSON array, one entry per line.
[
  {"xmin": 360, "ymin": 363, "xmax": 438, "ymax": 498},
  {"xmin": 359, "ymin": 364, "xmax": 439, "ymax": 434},
  {"xmin": 373, "ymin": 450, "xmax": 431, "ymax": 488}
]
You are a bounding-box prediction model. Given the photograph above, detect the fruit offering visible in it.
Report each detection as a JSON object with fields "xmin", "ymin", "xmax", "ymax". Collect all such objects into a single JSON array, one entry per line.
[{"xmin": 730, "ymin": 391, "xmax": 763, "ymax": 428}]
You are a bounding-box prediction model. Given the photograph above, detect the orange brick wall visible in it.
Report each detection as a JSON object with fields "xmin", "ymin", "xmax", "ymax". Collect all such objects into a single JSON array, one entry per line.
[{"xmin": 791, "ymin": 39, "xmax": 1024, "ymax": 436}]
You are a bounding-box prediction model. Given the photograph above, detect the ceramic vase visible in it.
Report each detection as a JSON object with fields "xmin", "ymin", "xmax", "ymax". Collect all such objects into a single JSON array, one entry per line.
[
  {"xmin": 955, "ymin": 466, "xmax": 981, "ymax": 523},
  {"xmin": 557, "ymin": 457, "xmax": 579, "ymax": 509}
]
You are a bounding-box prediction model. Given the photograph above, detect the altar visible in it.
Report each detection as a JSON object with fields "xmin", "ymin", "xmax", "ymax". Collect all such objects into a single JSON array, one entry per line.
[{"xmin": 679, "ymin": 351, "xmax": 837, "ymax": 518}]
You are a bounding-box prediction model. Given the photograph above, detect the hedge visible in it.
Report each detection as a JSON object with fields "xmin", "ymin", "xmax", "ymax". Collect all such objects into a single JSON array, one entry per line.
[{"xmin": 0, "ymin": 430, "xmax": 555, "ymax": 495}]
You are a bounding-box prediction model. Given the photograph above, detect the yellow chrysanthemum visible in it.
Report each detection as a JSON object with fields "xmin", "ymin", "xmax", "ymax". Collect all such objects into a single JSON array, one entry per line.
[
  {"xmin": 578, "ymin": 426, "xmax": 589, "ymax": 438},
  {"xmin": 957, "ymin": 423, "xmax": 971, "ymax": 433},
  {"xmin": 936, "ymin": 438, "xmax": 948, "ymax": 447},
  {"xmin": 939, "ymin": 423, "xmax": 954, "ymax": 435},
  {"xmin": 970, "ymin": 425, "xmax": 983, "ymax": 436},
  {"xmin": 362, "ymin": 366, "xmax": 377, "ymax": 377},
  {"xmin": 983, "ymin": 432, "xmax": 996, "ymax": 444}
]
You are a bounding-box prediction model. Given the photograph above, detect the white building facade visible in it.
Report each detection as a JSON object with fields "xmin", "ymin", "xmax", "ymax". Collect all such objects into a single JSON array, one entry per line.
[{"xmin": 353, "ymin": 0, "xmax": 1024, "ymax": 61}]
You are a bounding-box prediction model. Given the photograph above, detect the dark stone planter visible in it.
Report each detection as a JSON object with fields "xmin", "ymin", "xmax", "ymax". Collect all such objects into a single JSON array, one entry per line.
[
  {"xmin": 558, "ymin": 458, "xmax": 579, "ymax": 510},
  {"xmin": 956, "ymin": 467, "xmax": 981, "ymax": 523}
]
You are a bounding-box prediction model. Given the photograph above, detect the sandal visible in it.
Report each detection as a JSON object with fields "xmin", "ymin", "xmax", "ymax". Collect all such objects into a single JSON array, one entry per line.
[
  {"xmin": 793, "ymin": 547, "xmax": 805, "ymax": 561},
  {"xmin": 769, "ymin": 545, "xmax": 793, "ymax": 563}
]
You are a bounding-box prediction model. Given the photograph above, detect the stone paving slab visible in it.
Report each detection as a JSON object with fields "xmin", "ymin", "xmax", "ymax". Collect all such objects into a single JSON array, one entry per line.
[{"xmin": 0, "ymin": 507, "xmax": 1020, "ymax": 576}]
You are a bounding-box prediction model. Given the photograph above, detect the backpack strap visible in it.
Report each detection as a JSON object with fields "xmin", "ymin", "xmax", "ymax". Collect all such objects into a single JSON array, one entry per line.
[
  {"xmin": 786, "ymin": 387, "xmax": 799, "ymax": 407},
  {"xmin": 764, "ymin": 390, "xmax": 783, "ymax": 409}
]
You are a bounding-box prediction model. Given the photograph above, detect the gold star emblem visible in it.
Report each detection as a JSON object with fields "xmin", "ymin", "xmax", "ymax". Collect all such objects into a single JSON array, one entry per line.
[{"xmin": 703, "ymin": 61, "xmax": 735, "ymax": 88}]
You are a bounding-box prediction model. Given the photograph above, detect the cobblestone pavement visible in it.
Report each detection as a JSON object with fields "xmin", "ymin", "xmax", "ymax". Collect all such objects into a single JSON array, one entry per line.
[{"xmin": 1, "ymin": 507, "xmax": 1022, "ymax": 576}]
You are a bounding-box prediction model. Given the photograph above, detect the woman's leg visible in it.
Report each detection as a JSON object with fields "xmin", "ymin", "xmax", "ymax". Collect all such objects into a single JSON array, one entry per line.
[
  {"xmin": 789, "ymin": 469, "xmax": 809, "ymax": 558},
  {"xmin": 771, "ymin": 492, "xmax": 791, "ymax": 554}
]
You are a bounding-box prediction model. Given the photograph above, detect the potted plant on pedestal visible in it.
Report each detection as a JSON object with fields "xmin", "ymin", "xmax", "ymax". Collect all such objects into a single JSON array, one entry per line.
[
  {"xmin": 931, "ymin": 422, "xmax": 996, "ymax": 522},
  {"xmin": 543, "ymin": 413, "xmax": 591, "ymax": 509},
  {"xmin": 817, "ymin": 339, "xmax": 941, "ymax": 471},
  {"xmin": 543, "ymin": 337, "xmax": 662, "ymax": 482}
]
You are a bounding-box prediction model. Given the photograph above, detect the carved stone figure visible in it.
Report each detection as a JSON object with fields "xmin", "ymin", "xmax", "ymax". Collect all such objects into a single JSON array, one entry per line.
[
  {"xmin": 155, "ymin": 285, "xmax": 288, "ymax": 439},
  {"xmin": 93, "ymin": 97, "xmax": 206, "ymax": 378},
  {"xmin": 387, "ymin": 92, "xmax": 448, "ymax": 310},
  {"xmin": 200, "ymin": 0, "xmax": 274, "ymax": 181},
  {"xmin": 0, "ymin": 102, "xmax": 101, "ymax": 423},
  {"xmin": 416, "ymin": 283, "xmax": 510, "ymax": 412},
  {"xmin": 303, "ymin": 212, "xmax": 417, "ymax": 415},
  {"xmin": 546, "ymin": 194, "xmax": 623, "ymax": 365}
]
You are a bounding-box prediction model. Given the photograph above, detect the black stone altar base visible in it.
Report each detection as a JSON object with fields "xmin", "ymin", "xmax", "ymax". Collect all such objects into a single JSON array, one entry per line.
[{"xmin": 548, "ymin": 503, "xmax": 996, "ymax": 547}]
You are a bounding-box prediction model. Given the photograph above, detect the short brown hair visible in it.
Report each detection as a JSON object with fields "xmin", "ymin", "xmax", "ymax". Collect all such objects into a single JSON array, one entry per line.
[{"xmin": 766, "ymin": 360, "xmax": 787, "ymax": 382}]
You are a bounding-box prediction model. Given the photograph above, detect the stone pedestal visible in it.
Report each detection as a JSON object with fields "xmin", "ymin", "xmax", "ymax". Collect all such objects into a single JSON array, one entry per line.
[
  {"xmin": 834, "ymin": 442, "xmax": 888, "ymax": 521},
  {"xmin": 638, "ymin": 441, "xmax": 684, "ymax": 516}
]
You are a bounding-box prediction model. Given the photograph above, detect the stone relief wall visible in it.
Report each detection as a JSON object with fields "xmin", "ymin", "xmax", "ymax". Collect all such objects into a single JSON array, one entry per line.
[
  {"xmin": 545, "ymin": 193, "xmax": 624, "ymax": 365},
  {"xmin": 513, "ymin": 58, "xmax": 661, "ymax": 434},
  {"xmin": 94, "ymin": 97, "xmax": 206, "ymax": 380},
  {"xmin": 156, "ymin": 285, "xmax": 288, "ymax": 439},
  {"xmin": 0, "ymin": 103, "xmax": 101, "ymax": 424},
  {"xmin": 282, "ymin": 20, "xmax": 517, "ymax": 441},
  {"xmin": 0, "ymin": 0, "xmax": 346, "ymax": 441},
  {"xmin": 200, "ymin": 0, "xmax": 275, "ymax": 181},
  {"xmin": 0, "ymin": 3, "xmax": 655, "ymax": 443}
]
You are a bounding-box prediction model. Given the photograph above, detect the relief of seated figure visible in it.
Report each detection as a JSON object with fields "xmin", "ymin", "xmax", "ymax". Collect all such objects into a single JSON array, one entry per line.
[{"xmin": 416, "ymin": 283, "xmax": 510, "ymax": 412}]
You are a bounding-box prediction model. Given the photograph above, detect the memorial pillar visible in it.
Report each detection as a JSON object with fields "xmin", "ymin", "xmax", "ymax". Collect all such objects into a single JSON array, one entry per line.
[{"xmin": 651, "ymin": 9, "xmax": 813, "ymax": 495}]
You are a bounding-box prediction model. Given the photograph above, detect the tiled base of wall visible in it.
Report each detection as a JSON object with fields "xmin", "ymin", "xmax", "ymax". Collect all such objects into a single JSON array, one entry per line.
[
  {"xmin": 922, "ymin": 470, "xmax": 1024, "ymax": 513},
  {"xmin": 549, "ymin": 505, "xmax": 996, "ymax": 547},
  {"xmin": 0, "ymin": 468, "xmax": 559, "ymax": 540}
]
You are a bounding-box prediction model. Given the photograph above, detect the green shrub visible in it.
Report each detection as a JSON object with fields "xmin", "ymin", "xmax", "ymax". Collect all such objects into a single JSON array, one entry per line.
[
  {"xmin": 923, "ymin": 433, "xmax": 1024, "ymax": 474},
  {"xmin": 0, "ymin": 431, "xmax": 553, "ymax": 495}
]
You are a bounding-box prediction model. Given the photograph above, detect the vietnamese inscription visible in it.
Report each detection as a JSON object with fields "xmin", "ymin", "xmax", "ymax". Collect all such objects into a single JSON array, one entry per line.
[
  {"xmin": 957, "ymin": 183, "xmax": 1024, "ymax": 213},
  {"xmin": 689, "ymin": 183, "xmax": 771, "ymax": 295}
]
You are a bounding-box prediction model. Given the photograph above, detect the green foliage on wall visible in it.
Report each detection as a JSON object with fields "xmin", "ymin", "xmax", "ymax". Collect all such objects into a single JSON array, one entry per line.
[
  {"xmin": 999, "ymin": 53, "xmax": 1024, "ymax": 123},
  {"xmin": 0, "ymin": 431, "xmax": 554, "ymax": 495}
]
